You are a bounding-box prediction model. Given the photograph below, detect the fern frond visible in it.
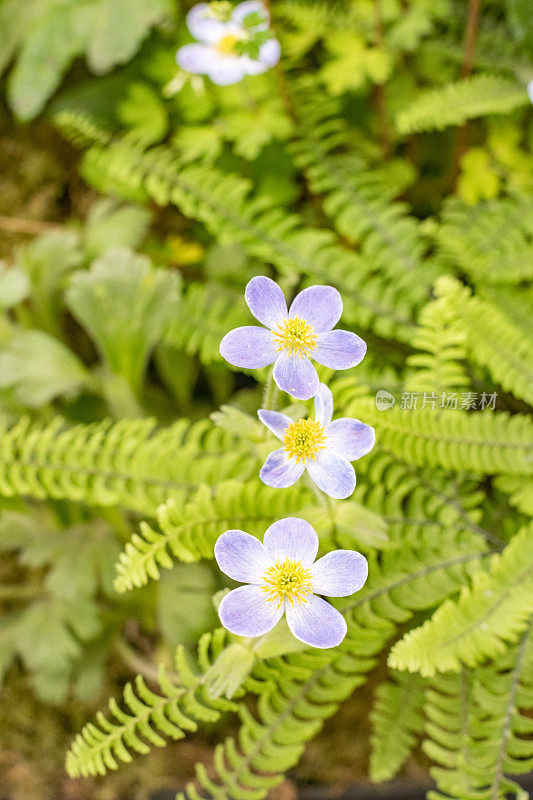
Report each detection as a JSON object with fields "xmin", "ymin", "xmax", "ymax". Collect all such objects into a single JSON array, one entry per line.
[
  {"xmin": 424, "ymin": 627, "xmax": 533, "ymax": 800},
  {"xmin": 65, "ymin": 656, "xmax": 237, "ymax": 778},
  {"xmin": 342, "ymin": 448, "xmax": 489, "ymax": 550},
  {"xmin": 480, "ymin": 285, "xmax": 533, "ymax": 342},
  {"xmin": 75, "ymin": 138, "xmax": 420, "ymax": 340},
  {"xmin": 164, "ymin": 282, "xmax": 251, "ymax": 365},
  {"xmin": 369, "ymin": 671, "xmax": 426, "ymax": 781},
  {"xmin": 396, "ymin": 74, "xmax": 528, "ymax": 134},
  {"xmin": 405, "ymin": 293, "xmax": 469, "ymax": 393},
  {"xmin": 0, "ymin": 416, "xmax": 255, "ymax": 516},
  {"xmin": 340, "ymin": 393, "xmax": 533, "ymax": 475},
  {"xmin": 435, "ymin": 196, "xmax": 533, "ymax": 285},
  {"xmin": 291, "ymin": 93, "xmax": 434, "ymax": 305},
  {"xmin": 53, "ymin": 109, "xmax": 112, "ymax": 148},
  {"xmin": 114, "ymin": 480, "xmax": 311, "ymax": 592},
  {"xmin": 389, "ymin": 522, "xmax": 533, "ymax": 676},
  {"xmin": 436, "ymin": 276, "xmax": 533, "ymax": 406}
]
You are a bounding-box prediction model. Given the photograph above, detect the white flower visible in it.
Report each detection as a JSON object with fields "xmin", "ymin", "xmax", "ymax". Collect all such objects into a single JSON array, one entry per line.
[
  {"xmin": 528, "ymin": 80, "xmax": 533, "ymax": 105},
  {"xmin": 176, "ymin": 1, "xmax": 281, "ymax": 86}
]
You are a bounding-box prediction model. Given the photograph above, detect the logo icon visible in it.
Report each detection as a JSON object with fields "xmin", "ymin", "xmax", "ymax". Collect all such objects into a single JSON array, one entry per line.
[{"xmin": 375, "ymin": 390, "xmax": 395, "ymax": 411}]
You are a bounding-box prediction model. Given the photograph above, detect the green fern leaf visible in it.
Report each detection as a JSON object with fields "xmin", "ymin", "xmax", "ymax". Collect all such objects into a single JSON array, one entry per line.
[
  {"xmin": 389, "ymin": 522, "xmax": 533, "ymax": 676},
  {"xmin": 435, "ymin": 275, "xmax": 533, "ymax": 406},
  {"xmin": 291, "ymin": 93, "xmax": 434, "ymax": 306},
  {"xmin": 73, "ymin": 138, "xmax": 420, "ymax": 340},
  {"xmin": 340, "ymin": 393, "xmax": 533, "ymax": 476},
  {"xmin": 164, "ymin": 282, "xmax": 251, "ymax": 366},
  {"xmin": 435, "ymin": 196, "xmax": 533, "ymax": 285},
  {"xmin": 405, "ymin": 293, "xmax": 469, "ymax": 394},
  {"xmin": 370, "ymin": 671, "xmax": 426, "ymax": 781},
  {"xmin": 424, "ymin": 628, "xmax": 533, "ymax": 799},
  {"xmin": 65, "ymin": 658, "xmax": 236, "ymax": 778},
  {"xmin": 396, "ymin": 74, "xmax": 528, "ymax": 134},
  {"xmin": 0, "ymin": 416, "xmax": 255, "ymax": 516}
]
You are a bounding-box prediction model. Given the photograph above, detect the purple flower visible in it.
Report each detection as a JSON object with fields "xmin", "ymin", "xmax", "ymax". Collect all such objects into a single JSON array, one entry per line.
[
  {"xmin": 219, "ymin": 276, "xmax": 367, "ymax": 400},
  {"xmin": 257, "ymin": 383, "xmax": 375, "ymax": 499},
  {"xmin": 176, "ymin": 1, "xmax": 280, "ymax": 86},
  {"xmin": 214, "ymin": 518, "xmax": 368, "ymax": 648}
]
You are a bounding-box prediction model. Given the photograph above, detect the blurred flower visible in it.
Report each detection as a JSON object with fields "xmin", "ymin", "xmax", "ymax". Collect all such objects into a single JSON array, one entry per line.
[
  {"xmin": 176, "ymin": 1, "xmax": 280, "ymax": 86},
  {"xmin": 220, "ymin": 276, "xmax": 367, "ymax": 400},
  {"xmin": 258, "ymin": 383, "xmax": 375, "ymax": 499},
  {"xmin": 214, "ymin": 518, "xmax": 368, "ymax": 648}
]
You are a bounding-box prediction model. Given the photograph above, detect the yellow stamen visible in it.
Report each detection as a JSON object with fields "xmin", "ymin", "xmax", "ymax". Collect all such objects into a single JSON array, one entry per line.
[
  {"xmin": 283, "ymin": 418, "xmax": 326, "ymax": 463},
  {"xmin": 262, "ymin": 557, "xmax": 313, "ymax": 607},
  {"xmin": 272, "ymin": 316, "xmax": 317, "ymax": 358},
  {"xmin": 216, "ymin": 34, "xmax": 241, "ymax": 54}
]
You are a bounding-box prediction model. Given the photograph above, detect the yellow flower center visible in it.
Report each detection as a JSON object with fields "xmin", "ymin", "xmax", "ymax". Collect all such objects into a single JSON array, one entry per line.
[
  {"xmin": 272, "ymin": 316, "xmax": 318, "ymax": 358},
  {"xmin": 283, "ymin": 418, "xmax": 326, "ymax": 463},
  {"xmin": 216, "ymin": 34, "xmax": 241, "ymax": 54},
  {"xmin": 262, "ymin": 557, "xmax": 313, "ymax": 607}
]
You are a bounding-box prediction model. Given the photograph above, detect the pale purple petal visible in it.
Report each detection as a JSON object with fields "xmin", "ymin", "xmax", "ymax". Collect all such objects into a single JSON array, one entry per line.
[
  {"xmin": 260, "ymin": 449, "xmax": 305, "ymax": 488},
  {"xmin": 306, "ymin": 451, "xmax": 356, "ymax": 499},
  {"xmin": 243, "ymin": 38, "xmax": 281, "ymax": 74},
  {"xmin": 528, "ymin": 81, "xmax": 533, "ymax": 105},
  {"xmin": 285, "ymin": 595, "xmax": 347, "ymax": 648},
  {"xmin": 325, "ymin": 419, "xmax": 375, "ymax": 461},
  {"xmin": 258, "ymin": 409, "xmax": 291, "ymax": 441},
  {"xmin": 245, "ymin": 276, "xmax": 287, "ymax": 328},
  {"xmin": 232, "ymin": 0, "xmax": 269, "ymax": 29},
  {"xmin": 176, "ymin": 43, "xmax": 218, "ymax": 74},
  {"xmin": 187, "ymin": 4, "xmax": 229, "ymax": 42},
  {"xmin": 312, "ymin": 551, "xmax": 368, "ymax": 597},
  {"xmin": 314, "ymin": 383, "xmax": 333, "ymax": 426},
  {"xmin": 220, "ymin": 326, "xmax": 276, "ymax": 368},
  {"xmin": 273, "ymin": 352, "xmax": 319, "ymax": 401},
  {"xmin": 289, "ymin": 286, "xmax": 342, "ymax": 333},
  {"xmin": 263, "ymin": 518, "xmax": 319, "ymax": 566},
  {"xmin": 207, "ymin": 55, "xmax": 248, "ymax": 85},
  {"xmin": 314, "ymin": 330, "xmax": 366, "ymax": 369},
  {"xmin": 218, "ymin": 585, "xmax": 283, "ymax": 637},
  {"xmin": 214, "ymin": 530, "xmax": 270, "ymax": 583},
  {"xmin": 259, "ymin": 37, "xmax": 280, "ymax": 67}
]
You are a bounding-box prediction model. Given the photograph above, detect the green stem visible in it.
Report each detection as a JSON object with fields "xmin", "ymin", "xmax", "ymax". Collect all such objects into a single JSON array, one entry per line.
[
  {"xmin": 261, "ymin": 366, "xmax": 279, "ymax": 410},
  {"xmin": 114, "ymin": 638, "xmax": 181, "ymax": 685},
  {"xmin": 305, "ymin": 472, "xmax": 329, "ymax": 510}
]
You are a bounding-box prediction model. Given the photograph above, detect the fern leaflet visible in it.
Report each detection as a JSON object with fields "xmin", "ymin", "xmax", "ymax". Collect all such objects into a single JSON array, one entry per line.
[
  {"xmin": 66, "ymin": 648, "xmax": 236, "ymax": 778},
  {"xmin": 396, "ymin": 74, "xmax": 528, "ymax": 134},
  {"xmin": 436, "ymin": 276, "xmax": 533, "ymax": 406},
  {"xmin": 389, "ymin": 522, "xmax": 533, "ymax": 676},
  {"xmin": 424, "ymin": 627, "xmax": 533, "ymax": 799},
  {"xmin": 339, "ymin": 393, "xmax": 533, "ymax": 476},
  {"xmin": 369, "ymin": 671, "xmax": 426, "ymax": 781},
  {"xmin": 0, "ymin": 416, "xmax": 255, "ymax": 516}
]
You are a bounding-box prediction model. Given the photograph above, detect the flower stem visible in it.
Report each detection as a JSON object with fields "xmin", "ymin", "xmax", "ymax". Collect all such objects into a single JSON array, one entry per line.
[
  {"xmin": 450, "ymin": 0, "xmax": 481, "ymax": 188},
  {"xmin": 262, "ymin": 366, "xmax": 279, "ymax": 410},
  {"xmin": 372, "ymin": 0, "xmax": 390, "ymax": 159},
  {"xmin": 306, "ymin": 473, "xmax": 329, "ymax": 510}
]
